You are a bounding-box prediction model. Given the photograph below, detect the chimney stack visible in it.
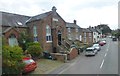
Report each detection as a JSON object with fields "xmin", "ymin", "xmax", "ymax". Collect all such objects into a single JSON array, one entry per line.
[
  {"xmin": 52, "ymin": 6, "xmax": 57, "ymax": 12},
  {"xmin": 74, "ymin": 20, "xmax": 76, "ymax": 24}
]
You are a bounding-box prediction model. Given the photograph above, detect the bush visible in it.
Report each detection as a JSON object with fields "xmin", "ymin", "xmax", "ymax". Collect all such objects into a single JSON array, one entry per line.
[
  {"xmin": 2, "ymin": 46, "xmax": 25, "ymax": 75},
  {"xmin": 27, "ymin": 42, "xmax": 43, "ymax": 58}
]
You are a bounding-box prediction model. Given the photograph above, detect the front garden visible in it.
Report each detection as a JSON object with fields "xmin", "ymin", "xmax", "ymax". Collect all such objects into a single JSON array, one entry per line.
[{"xmin": 2, "ymin": 32, "xmax": 43, "ymax": 75}]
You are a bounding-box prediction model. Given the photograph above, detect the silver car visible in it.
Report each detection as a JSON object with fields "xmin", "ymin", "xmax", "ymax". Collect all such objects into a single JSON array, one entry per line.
[
  {"xmin": 92, "ymin": 44, "xmax": 101, "ymax": 51},
  {"xmin": 85, "ymin": 47, "xmax": 98, "ymax": 56}
]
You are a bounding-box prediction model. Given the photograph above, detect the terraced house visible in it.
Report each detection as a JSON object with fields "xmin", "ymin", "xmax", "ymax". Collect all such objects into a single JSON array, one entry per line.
[
  {"xmin": 81, "ymin": 28, "xmax": 93, "ymax": 44},
  {"xmin": 1, "ymin": 6, "xmax": 67, "ymax": 53},
  {"xmin": 66, "ymin": 20, "xmax": 81, "ymax": 41}
]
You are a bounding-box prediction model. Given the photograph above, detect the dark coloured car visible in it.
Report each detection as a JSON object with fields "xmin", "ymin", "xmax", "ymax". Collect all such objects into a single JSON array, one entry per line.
[
  {"xmin": 112, "ymin": 37, "xmax": 117, "ymax": 41},
  {"xmin": 43, "ymin": 51, "xmax": 53, "ymax": 59}
]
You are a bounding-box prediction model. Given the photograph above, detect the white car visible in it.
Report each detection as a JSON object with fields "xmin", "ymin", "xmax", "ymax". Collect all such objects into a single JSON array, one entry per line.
[
  {"xmin": 92, "ymin": 44, "xmax": 101, "ymax": 51},
  {"xmin": 102, "ymin": 40, "xmax": 106, "ymax": 44},
  {"xmin": 85, "ymin": 47, "xmax": 98, "ymax": 56}
]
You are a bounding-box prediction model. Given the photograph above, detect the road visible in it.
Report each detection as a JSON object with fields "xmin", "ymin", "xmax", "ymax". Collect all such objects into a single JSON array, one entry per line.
[{"xmin": 50, "ymin": 38, "xmax": 118, "ymax": 74}]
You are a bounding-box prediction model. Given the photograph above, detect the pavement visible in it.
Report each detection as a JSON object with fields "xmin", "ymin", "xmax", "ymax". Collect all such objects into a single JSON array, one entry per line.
[{"xmin": 50, "ymin": 38, "xmax": 118, "ymax": 74}]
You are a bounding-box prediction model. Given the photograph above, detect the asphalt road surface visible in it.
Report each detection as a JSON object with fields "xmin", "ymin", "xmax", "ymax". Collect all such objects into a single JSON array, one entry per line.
[{"xmin": 50, "ymin": 38, "xmax": 118, "ymax": 74}]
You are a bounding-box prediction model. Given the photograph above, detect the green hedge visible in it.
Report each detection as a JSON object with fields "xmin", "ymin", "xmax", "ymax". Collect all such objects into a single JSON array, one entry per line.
[{"xmin": 27, "ymin": 42, "xmax": 43, "ymax": 58}]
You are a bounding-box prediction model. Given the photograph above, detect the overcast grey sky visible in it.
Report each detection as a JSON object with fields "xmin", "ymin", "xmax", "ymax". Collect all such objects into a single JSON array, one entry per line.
[{"xmin": 0, "ymin": 0, "xmax": 119, "ymax": 30}]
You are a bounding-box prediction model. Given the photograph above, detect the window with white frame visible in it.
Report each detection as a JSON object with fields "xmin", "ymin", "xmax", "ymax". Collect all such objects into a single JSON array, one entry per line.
[
  {"xmin": 67, "ymin": 28, "xmax": 71, "ymax": 32},
  {"xmin": 76, "ymin": 28, "xmax": 78, "ymax": 32},
  {"xmin": 79, "ymin": 35, "xmax": 82, "ymax": 41},
  {"xmin": 46, "ymin": 25, "xmax": 52, "ymax": 42},
  {"xmin": 33, "ymin": 26, "xmax": 38, "ymax": 42}
]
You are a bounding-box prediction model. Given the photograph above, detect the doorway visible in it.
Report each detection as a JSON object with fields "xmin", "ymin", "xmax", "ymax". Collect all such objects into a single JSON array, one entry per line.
[{"xmin": 58, "ymin": 31, "xmax": 62, "ymax": 45}]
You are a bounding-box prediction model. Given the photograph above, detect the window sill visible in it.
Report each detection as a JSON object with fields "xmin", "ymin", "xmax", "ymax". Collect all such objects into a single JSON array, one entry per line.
[{"xmin": 46, "ymin": 41, "xmax": 52, "ymax": 43}]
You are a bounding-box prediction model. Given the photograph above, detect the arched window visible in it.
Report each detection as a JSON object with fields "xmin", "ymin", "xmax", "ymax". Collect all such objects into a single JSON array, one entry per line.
[
  {"xmin": 33, "ymin": 26, "xmax": 38, "ymax": 42},
  {"xmin": 46, "ymin": 25, "xmax": 52, "ymax": 42},
  {"xmin": 33, "ymin": 26, "xmax": 37, "ymax": 37},
  {"xmin": 8, "ymin": 34, "xmax": 18, "ymax": 47}
]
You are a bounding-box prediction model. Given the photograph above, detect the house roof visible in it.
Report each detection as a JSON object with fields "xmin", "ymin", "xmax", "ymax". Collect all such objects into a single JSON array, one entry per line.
[
  {"xmin": 66, "ymin": 22, "xmax": 81, "ymax": 28},
  {"xmin": 88, "ymin": 27, "xmax": 97, "ymax": 32},
  {"xmin": 82, "ymin": 28, "xmax": 92, "ymax": 32},
  {"xmin": 95, "ymin": 29, "xmax": 102, "ymax": 34},
  {"xmin": 27, "ymin": 11, "xmax": 52, "ymax": 23},
  {"xmin": 3, "ymin": 27, "xmax": 18, "ymax": 34},
  {"xmin": 1, "ymin": 11, "xmax": 31, "ymax": 27}
]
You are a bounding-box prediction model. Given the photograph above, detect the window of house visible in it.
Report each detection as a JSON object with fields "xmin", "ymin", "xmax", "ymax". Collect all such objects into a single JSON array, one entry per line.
[
  {"xmin": 76, "ymin": 28, "xmax": 78, "ymax": 32},
  {"xmin": 8, "ymin": 34, "xmax": 18, "ymax": 47},
  {"xmin": 76, "ymin": 34, "xmax": 79, "ymax": 40},
  {"xmin": 33, "ymin": 26, "xmax": 38, "ymax": 42},
  {"xmin": 89, "ymin": 33, "xmax": 92, "ymax": 37},
  {"xmin": 84, "ymin": 32, "xmax": 86, "ymax": 37},
  {"xmin": 83, "ymin": 32, "xmax": 87, "ymax": 42},
  {"xmin": 46, "ymin": 25, "xmax": 52, "ymax": 42},
  {"xmin": 84, "ymin": 37, "xmax": 86, "ymax": 43},
  {"xmin": 79, "ymin": 35, "xmax": 82, "ymax": 41},
  {"xmin": 68, "ymin": 34, "xmax": 72, "ymax": 40},
  {"xmin": 68, "ymin": 28, "xmax": 71, "ymax": 32}
]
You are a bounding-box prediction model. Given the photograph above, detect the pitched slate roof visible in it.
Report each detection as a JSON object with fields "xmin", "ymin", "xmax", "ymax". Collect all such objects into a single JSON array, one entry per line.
[
  {"xmin": 82, "ymin": 28, "xmax": 92, "ymax": 32},
  {"xmin": 88, "ymin": 27, "xmax": 97, "ymax": 32},
  {"xmin": 66, "ymin": 22, "xmax": 81, "ymax": 28},
  {"xmin": 95, "ymin": 29, "xmax": 102, "ymax": 34},
  {"xmin": 1, "ymin": 11, "xmax": 31, "ymax": 27},
  {"xmin": 27, "ymin": 11, "xmax": 52, "ymax": 23}
]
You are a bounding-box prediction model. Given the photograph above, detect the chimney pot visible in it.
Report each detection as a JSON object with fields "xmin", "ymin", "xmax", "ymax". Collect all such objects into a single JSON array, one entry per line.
[{"xmin": 74, "ymin": 20, "xmax": 76, "ymax": 24}]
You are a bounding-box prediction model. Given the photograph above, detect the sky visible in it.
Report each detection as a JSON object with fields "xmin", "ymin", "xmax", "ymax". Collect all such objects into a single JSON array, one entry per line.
[{"xmin": 0, "ymin": 0, "xmax": 119, "ymax": 30}]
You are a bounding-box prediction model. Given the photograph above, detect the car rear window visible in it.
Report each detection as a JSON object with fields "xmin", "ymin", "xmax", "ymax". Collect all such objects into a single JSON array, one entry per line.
[
  {"xmin": 93, "ymin": 44, "xmax": 99, "ymax": 47},
  {"xmin": 23, "ymin": 59, "xmax": 35, "ymax": 64},
  {"xmin": 86, "ymin": 49, "xmax": 93, "ymax": 51}
]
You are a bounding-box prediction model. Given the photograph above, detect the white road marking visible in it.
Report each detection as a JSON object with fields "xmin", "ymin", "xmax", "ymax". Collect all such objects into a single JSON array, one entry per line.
[
  {"xmin": 58, "ymin": 64, "xmax": 71, "ymax": 74},
  {"xmin": 100, "ymin": 59, "xmax": 104, "ymax": 69},
  {"xmin": 106, "ymin": 49, "xmax": 109, "ymax": 52},
  {"xmin": 104, "ymin": 53, "xmax": 107, "ymax": 57}
]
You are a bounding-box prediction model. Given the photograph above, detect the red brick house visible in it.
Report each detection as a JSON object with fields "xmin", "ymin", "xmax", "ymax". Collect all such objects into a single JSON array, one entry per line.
[
  {"xmin": 81, "ymin": 28, "xmax": 93, "ymax": 44},
  {"xmin": 26, "ymin": 6, "xmax": 67, "ymax": 53},
  {"xmin": 1, "ymin": 11, "xmax": 30, "ymax": 46},
  {"xmin": 2, "ymin": 6, "xmax": 67, "ymax": 53},
  {"xmin": 66, "ymin": 20, "xmax": 81, "ymax": 41}
]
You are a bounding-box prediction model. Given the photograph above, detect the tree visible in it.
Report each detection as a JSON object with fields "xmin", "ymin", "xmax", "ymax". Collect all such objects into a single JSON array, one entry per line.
[
  {"xmin": 18, "ymin": 31, "xmax": 31, "ymax": 51},
  {"xmin": 97, "ymin": 24, "xmax": 112, "ymax": 34},
  {"xmin": 2, "ymin": 45, "xmax": 25, "ymax": 75}
]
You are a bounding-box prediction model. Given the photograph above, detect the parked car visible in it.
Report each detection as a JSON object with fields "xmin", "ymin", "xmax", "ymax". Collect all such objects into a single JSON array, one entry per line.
[
  {"xmin": 85, "ymin": 47, "xmax": 98, "ymax": 56},
  {"xmin": 43, "ymin": 51, "xmax": 54, "ymax": 59},
  {"xmin": 112, "ymin": 37, "xmax": 117, "ymax": 41},
  {"xmin": 22, "ymin": 57, "xmax": 37, "ymax": 73},
  {"xmin": 99, "ymin": 40, "xmax": 106, "ymax": 46},
  {"xmin": 92, "ymin": 44, "xmax": 101, "ymax": 51}
]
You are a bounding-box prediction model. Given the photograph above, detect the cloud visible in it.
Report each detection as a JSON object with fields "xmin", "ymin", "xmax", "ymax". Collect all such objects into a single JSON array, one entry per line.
[{"xmin": 0, "ymin": 0, "xmax": 119, "ymax": 29}]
